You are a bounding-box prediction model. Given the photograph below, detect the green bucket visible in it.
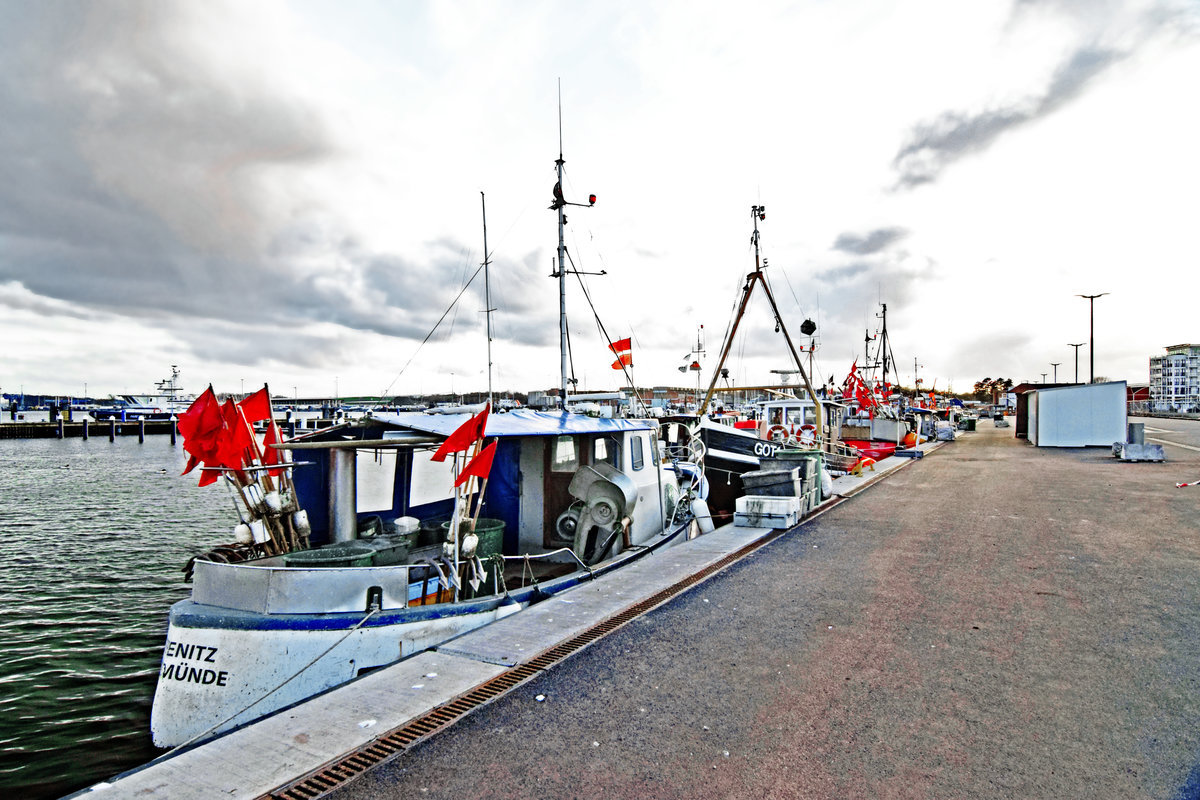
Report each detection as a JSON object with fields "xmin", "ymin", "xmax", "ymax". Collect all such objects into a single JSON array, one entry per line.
[
  {"xmin": 442, "ymin": 517, "xmax": 505, "ymax": 559},
  {"xmin": 284, "ymin": 542, "xmax": 376, "ymax": 568}
]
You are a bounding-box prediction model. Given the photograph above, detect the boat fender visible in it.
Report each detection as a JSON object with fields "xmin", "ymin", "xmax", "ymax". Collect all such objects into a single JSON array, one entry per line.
[
  {"xmin": 233, "ymin": 523, "xmax": 254, "ymax": 545},
  {"xmin": 820, "ymin": 468, "xmax": 833, "ymax": 499},
  {"xmin": 248, "ymin": 519, "xmax": 270, "ymax": 544},
  {"xmin": 292, "ymin": 509, "xmax": 312, "ymax": 538},
  {"xmin": 244, "ymin": 483, "xmax": 266, "ymax": 512},
  {"xmin": 690, "ymin": 498, "xmax": 715, "ymax": 535}
]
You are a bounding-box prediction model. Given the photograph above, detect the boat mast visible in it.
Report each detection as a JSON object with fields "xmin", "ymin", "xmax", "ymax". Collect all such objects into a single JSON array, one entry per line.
[
  {"xmin": 481, "ymin": 192, "xmax": 493, "ymax": 406},
  {"xmin": 879, "ymin": 302, "xmax": 890, "ymax": 387},
  {"xmin": 548, "ymin": 85, "xmax": 595, "ymax": 411},
  {"xmin": 699, "ymin": 206, "xmax": 824, "ymax": 437}
]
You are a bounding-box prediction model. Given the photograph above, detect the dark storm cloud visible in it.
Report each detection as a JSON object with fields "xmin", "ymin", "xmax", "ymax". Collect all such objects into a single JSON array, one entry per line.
[
  {"xmin": 832, "ymin": 227, "xmax": 909, "ymax": 255},
  {"xmin": 0, "ymin": 1, "xmax": 515, "ymax": 369},
  {"xmin": 891, "ymin": 45, "xmax": 1124, "ymax": 189}
]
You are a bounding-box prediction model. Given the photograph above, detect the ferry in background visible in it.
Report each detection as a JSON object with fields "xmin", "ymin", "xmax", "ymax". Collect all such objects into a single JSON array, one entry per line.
[{"xmin": 89, "ymin": 366, "xmax": 195, "ymax": 421}]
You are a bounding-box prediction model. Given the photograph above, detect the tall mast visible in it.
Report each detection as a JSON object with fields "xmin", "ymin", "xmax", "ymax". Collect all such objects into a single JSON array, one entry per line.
[
  {"xmin": 555, "ymin": 84, "xmax": 569, "ymax": 409},
  {"xmin": 548, "ymin": 83, "xmax": 595, "ymax": 410},
  {"xmin": 556, "ymin": 157, "xmax": 568, "ymax": 409},
  {"xmin": 481, "ymin": 192, "xmax": 493, "ymax": 406},
  {"xmin": 879, "ymin": 302, "xmax": 890, "ymax": 386}
]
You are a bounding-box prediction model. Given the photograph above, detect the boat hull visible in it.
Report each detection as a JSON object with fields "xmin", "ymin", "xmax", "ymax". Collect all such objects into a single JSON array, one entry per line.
[
  {"xmin": 151, "ymin": 522, "xmax": 689, "ymax": 748},
  {"xmin": 842, "ymin": 439, "xmax": 898, "ymax": 461},
  {"xmin": 150, "ymin": 597, "xmax": 521, "ymax": 747},
  {"xmin": 695, "ymin": 419, "xmax": 782, "ymax": 516}
]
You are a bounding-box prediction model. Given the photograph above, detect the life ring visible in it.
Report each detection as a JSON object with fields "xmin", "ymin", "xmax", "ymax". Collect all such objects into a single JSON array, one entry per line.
[
  {"xmin": 797, "ymin": 424, "xmax": 817, "ymax": 448},
  {"xmin": 766, "ymin": 424, "xmax": 790, "ymax": 443}
]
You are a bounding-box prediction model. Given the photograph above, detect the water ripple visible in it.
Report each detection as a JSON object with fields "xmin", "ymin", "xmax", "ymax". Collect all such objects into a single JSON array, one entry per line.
[{"xmin": 0, "ymin": 438, "xmax": 232, "ymax": 800}]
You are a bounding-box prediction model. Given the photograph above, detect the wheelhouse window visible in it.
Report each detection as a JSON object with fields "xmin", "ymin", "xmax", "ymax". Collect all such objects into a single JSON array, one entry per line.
[
  {"xmin": 593, "ymin": 436, "xmax": 620, "ymax": 468},
  {"xmin": 356, "ymin": 449, "xmax": 398, "ymax": 512},
  {"xmin": 552, "ymin": 436, "xmax": 579, "ymax": 472},
  {"xmin": 631, "ymin": 434, "xmax": 645, "ymax": 471}
]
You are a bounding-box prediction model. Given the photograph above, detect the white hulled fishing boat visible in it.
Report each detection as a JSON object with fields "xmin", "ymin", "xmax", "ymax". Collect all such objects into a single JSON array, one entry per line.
[{"xmin": 149, "ymin": 133, "xmax": 708, "ymax": 749}]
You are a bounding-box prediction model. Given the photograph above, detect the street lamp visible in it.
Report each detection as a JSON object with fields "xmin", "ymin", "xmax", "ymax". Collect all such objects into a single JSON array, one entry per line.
[
  {"xmin": 1041, "ymin": 373, "xmax": 1047, "ymax": 384},
  {"xmin": 1050, "ymin": 362, "xmax": 1060, "ymax": 383},
  {"xmin": 1068, "ymin": 343, "xmax": 1085, "ymax": 384},
  {"xmin": 1077, "ymin": 293, "xmax": 1108, "ymax": 383}
]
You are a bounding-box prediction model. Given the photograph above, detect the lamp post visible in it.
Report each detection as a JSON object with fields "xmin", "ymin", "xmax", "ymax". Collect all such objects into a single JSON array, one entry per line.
[
  {"xmin": 1068, "ymin": 343, "xmax": 1085, "ymax": 384},
  {"xmin": 1050, "ymin": 362, "xmax": 1060, "ymax": 383},
  {"xmin": 1041, "ymin": 373, "xmax": 1047, "ymax": 384},
  {"xmin": 1077, "ymin": 293, "xmax": 1108, "ymax": 383}
]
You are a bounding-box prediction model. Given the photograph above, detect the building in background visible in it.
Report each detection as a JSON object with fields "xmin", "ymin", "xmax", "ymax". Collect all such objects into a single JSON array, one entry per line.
[{"xmin": 1149, "ymin": 344, "xmax": 1200, "ymax": 412}]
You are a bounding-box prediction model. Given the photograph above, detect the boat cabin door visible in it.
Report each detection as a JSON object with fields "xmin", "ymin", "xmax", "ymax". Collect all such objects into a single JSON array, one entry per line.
[{"xmin": 543, "ymin": 435, "xmax": 581, "ymax": 546}]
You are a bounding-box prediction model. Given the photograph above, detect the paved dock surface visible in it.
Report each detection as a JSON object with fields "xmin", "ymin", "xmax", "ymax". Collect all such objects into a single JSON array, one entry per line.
[{"xmin": 330, "ymin": 422, "xmax": 1200, "ymax": 800}]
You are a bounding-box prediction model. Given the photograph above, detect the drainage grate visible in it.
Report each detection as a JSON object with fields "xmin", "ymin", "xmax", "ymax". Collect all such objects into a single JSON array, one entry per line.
[{"xmin": 262, "ymin": 519, "xmax": 815, "ymax": 800}]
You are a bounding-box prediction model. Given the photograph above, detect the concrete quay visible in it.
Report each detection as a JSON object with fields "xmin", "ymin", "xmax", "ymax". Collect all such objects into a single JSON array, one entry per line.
[{"xmin": 327, "ymin": 421, "xmax": 1200, "ymax": 800}]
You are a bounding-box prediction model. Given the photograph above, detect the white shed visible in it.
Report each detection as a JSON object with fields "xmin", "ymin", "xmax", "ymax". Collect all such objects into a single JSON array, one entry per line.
[{"xmin": 1027, "ymin": 381, "xmax": 1127, "ymax": 447}]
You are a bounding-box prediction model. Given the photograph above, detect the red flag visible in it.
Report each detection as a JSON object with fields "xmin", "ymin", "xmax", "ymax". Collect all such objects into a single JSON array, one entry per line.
[
  {"xmin": 262, "ymin": 419, "xmax": 286, "ymax": 478},
  {"xmin": 238, "ymin": 386, "xmax": 272, "ymax": 423},
  {"xmin": 841, "ymin": 360, "xmax": 859, "ymax": 400},
  {"xmin": 431, "ymin": 403, "xmax": 490, "ymax": 462},
  {"xmin": 178, "ymin": 387, "xmax": 223, "ymax": 472},
  {"xmin": 454, "ymin": 440, "xmax": 497, "ymax": 488},
  {"xmin": 217, "ymin": 399, "xmax": 256, "ymax": 472},
  {"xmin": 609, "ymin": 337, "xmax": 633, "ymax": 370}
]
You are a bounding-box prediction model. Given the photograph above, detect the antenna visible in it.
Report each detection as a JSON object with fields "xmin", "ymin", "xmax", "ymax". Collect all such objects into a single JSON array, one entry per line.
[{"xmin": 481, "ymin": 192, "xmax": 493, "ymax": 406}]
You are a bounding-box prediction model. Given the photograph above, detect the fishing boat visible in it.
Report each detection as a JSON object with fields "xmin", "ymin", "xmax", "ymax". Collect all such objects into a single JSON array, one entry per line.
[
  {"xmin": 90, "ymin": 365, "xmax": 195, "ymax": 421},
  {"xmin": 149, "ymin": 138, "xmax": 708, "ymax": 750},
  {"xmin": 688, "ymin": 206, "xmax": 857, "ymax": 514},
  {"xmin": 150, "ymin": 408, "xmax": 703, "ymax": 748},
  {"xmin": 836, "ymin": 304, "xmax": 913, "ymax": 459}
]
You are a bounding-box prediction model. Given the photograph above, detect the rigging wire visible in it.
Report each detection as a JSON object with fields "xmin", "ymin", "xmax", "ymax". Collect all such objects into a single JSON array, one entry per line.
[
  {"xmin": 374, "ymin": 260, "xmax": 486, "ymax": 401},
  {"xmin": 563, "ymin": 246, "xmax": 648, "ymax": 411}
]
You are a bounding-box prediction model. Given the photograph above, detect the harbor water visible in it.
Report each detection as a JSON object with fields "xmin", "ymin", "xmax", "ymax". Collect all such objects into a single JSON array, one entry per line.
[{"xmin": 0, "ymin": 437, "xmax": 233, "ymax": 799}]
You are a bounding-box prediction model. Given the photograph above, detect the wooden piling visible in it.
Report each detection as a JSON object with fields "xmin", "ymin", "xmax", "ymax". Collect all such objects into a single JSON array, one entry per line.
[
  {"xmin": 138, "ymin": 419, "xmax": 145, "ymax": 443},
  {"xmin": 109, "ymin": 419, "xmax": 116, "ymax": 442},
  {"xmin": 82, "ymin": 419, "xmax": 89, "ymax": 441}
]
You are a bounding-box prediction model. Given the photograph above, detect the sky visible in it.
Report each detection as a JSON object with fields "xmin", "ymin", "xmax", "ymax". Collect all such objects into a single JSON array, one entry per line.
[{"xmin": 1, "ymin": 0, "xmax": 1198, "ymax": 401}]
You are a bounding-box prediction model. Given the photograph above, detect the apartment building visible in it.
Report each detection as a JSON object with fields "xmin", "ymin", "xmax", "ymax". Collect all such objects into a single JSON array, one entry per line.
[{"xmin": 1149, "ymin": 344, "xmax": 1200, "ymax": 412}]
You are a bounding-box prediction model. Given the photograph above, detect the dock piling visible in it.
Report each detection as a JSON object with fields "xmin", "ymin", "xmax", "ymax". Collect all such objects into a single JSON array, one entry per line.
[
  {"xmin": 138, "ymin": 419, "xmax": 145, "ymax": 443},
  {"xmin": 109, "ymin": 420, "xmax": 116, "ymax": 442}
]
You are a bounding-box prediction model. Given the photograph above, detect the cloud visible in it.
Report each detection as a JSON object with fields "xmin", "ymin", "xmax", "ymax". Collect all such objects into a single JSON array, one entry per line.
[
  {"xmin": 831, "ymin": 227, "xmax": 909, "ymax": 255},
  {"xmin": 0, "ymin": 281, "xmax": 98, "ymax": 321},
  {"xmin": 891, "ymin": 46, "xmax": 1124, "ymax": 189},
  {"xmin": 0, "ymin": 1, "xmax": 526, "ymax": 373}
]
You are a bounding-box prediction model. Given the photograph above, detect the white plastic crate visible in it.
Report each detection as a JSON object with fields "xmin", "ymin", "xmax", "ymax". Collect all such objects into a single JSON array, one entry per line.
[{"xmin": 734, "ymin": 495, "xmax": 801, "ymax": 528}]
